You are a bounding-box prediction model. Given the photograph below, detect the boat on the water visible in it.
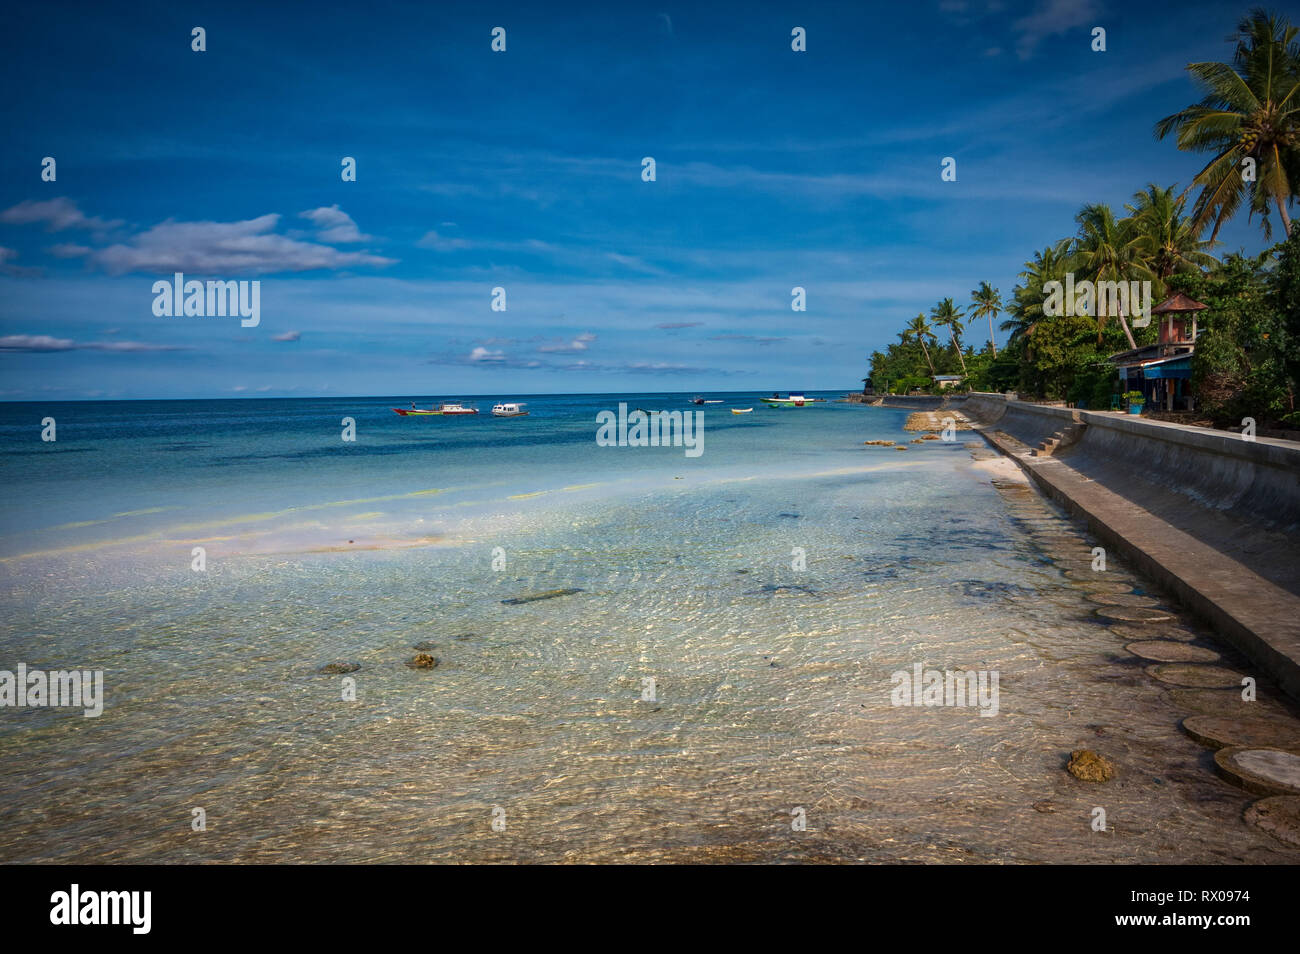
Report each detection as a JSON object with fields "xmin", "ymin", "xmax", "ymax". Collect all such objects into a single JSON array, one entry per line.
[
  {"xmin": 392, "ymin": 401, "xmax": 479, "ymax": 416},
  {"xmin": 760, "ymin": 392, "xmax": 824, "ymax": 407},
  {"xmin": 690, "ymin": 396, "xmax": 724, "ymax": 405},
  {"xmin": 731, "ymin": 407, "xmax": 753, "ymax": 414},
  {"xmin": 491, "ymin": 402, "xmax": 529, "ymax": 417}
]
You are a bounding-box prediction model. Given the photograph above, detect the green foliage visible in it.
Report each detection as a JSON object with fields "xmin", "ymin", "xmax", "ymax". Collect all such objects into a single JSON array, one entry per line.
[
  {"xmin": 865, "ymin": 10, "xmax": 1299, "ymax": 417},
  {"xmin": 890, "ymin": 374, "xmax": 931, "ymax": 394},
  {"xmin": 1154, "ymin": 10, "xmax": 1300, "ymax": 241},
  {"xmin": 1163, "ymin": 224, "xmax": 1300, "ymax": 425}
]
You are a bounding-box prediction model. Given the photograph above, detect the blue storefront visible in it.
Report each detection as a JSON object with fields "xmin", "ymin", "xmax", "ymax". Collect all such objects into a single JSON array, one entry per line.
[{"xmin": 1131, "ymin": 354, "xmax": 1193, "ymax": 410}]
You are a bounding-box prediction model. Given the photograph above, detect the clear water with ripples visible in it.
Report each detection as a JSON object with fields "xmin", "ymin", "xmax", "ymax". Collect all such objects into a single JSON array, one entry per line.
[{"xmin": 1, "ymin": 394, "xmax": 1296, "ymax": 862}]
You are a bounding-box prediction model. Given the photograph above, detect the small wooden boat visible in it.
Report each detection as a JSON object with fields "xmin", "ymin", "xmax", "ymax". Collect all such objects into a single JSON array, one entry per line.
[
  {"xmin": 731, "ymin": 407, "xmax": 753, "ymax": 414},
  {"xmin": 393, "ymin": 401, "xmax": 478, "ymax": 416},
  {"xmin": 492, "ymin": 402, "xmax": 529, "ymax": 417}
]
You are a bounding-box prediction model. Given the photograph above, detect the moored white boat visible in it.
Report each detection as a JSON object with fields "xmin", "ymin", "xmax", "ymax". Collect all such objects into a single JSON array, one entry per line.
[
  {"xmin": 492, "ymin": 402, "xmax": 529, "ymax": 417},
  {"xmin": 760, "ymin": 392, "xmax": 824, "ymax": 407}
]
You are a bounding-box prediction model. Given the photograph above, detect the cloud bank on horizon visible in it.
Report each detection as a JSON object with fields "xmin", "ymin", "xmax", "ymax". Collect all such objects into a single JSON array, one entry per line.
[{"xmin": 0, "ymin": 0, "xmax": 1270, "ymax": 399}]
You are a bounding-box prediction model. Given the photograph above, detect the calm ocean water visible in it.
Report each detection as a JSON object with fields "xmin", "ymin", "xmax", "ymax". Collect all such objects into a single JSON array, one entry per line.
[{"xmin": 1, "ymin": 393, "xmax": 1296, "ymax": 862}]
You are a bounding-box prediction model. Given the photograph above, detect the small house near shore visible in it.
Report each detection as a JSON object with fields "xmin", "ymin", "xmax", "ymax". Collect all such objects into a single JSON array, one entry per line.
[
  {"xmin": 932, "ymin": 374, "xmax": 964, "ymax": 390},
  {"xmin": 1108, "ymin": 292, "xmax": 1206, "ymax": 411}
]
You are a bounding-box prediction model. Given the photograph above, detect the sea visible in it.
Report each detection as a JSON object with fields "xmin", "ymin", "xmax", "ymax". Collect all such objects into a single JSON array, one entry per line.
[{"xmin": 0, "ymin": 392, "xmax": 1296, "ymax": 862}]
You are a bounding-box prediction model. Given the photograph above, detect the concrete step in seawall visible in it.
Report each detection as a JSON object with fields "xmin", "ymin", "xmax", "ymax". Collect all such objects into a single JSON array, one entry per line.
[
  {"xmin": 1033, "ymin": 421, "xmax": 1088, "ymax": 457},
  {"xmin": 955, "ymin": 392, "xmax": 1300, "ymax": 703}
]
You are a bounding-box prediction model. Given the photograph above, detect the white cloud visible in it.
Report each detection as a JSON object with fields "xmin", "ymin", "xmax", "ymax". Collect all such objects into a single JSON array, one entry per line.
[
  {"xmin": 0, "ymin": 197, "xmax": 123, "ymax": 232},
  {"xmin": 299, "ymin": 205, "xmax": 369, "ymax": 243},
  {"xmin": 417, "ymin": 230, "xmax": 472, "ymax": 251},
  {"xmin": 537, "ymin": 332, "xmax": 597, "ymax": 353},
  {"xmin": 1012, "ymin": 0, "xmax": 1102, "ymax": 60},
  {"xmin": 0, "ymin": 334, "xmax": 187, "ymax": 353},
  {"xmin": 85, "ymin": 214, "xmax": 397, "ymax": 275},
  {"xmin": 271, "ymin": 330, "xmax": 301, "ymax": 342},
  {"xmin": 0, "ymin": 334, "xmax": 75, "ymax": 352},
  {"xmin": 0, "ymin": 246, "xmax": 39, "ymax": 276}
]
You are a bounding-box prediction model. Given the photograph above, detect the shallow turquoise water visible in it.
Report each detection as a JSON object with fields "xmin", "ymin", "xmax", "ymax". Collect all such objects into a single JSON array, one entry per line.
[{"xmin": 1, "ymin": 394, "xmax": 1297, "ymax": 862}]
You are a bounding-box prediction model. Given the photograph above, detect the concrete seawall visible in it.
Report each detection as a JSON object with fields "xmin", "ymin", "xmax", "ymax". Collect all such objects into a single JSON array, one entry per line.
[
  {"xmin": 938, "ymin": 392, "xmax": 1300, "ymax": 701},
  {"xmin": 960, "ymin": 393, "xmax": 1300, "ymax": 549}
]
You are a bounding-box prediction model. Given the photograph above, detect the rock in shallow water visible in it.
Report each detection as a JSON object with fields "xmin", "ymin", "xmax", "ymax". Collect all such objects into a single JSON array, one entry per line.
[
  {"xmin": 317, "ymin": 662, "xmax": 360, "ymax": 675},
  {"xmin": 407, "ymin": 653, "xmax": 440, "ymax": 670},
  {"xmin": 501, "ymin": 588, "xmax": 583, "ymax": 605},
  {"xmin": 1068, "ymin": 749, "xmax": 1116, "ymax": 782}
]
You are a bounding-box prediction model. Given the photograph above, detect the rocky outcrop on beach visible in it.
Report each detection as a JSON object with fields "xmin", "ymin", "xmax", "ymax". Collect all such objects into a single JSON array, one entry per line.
[{"xmin": 903, "ymin": 410, "xmax": 974, "ymax": 433}]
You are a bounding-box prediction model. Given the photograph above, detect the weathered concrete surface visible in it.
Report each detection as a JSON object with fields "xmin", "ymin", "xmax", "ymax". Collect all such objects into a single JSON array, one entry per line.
[
  {"xmin": 947, "ymin": 393, "xmax": 1300, "ymax": 703},
  {"xmin": 1215, "ymin": 747, "xmax": 1300, "ymax": 796}
]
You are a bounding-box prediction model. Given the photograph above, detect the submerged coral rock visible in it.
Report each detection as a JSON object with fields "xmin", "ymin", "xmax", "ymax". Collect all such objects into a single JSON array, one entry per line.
[
  {"xmin": 408, "ymin": 653, "xmax": 439, "ymax": 670},
  {"xmin": 412, "ymin": 641, "xmax": 437, "ymax": 651},
  {"xmin": 318, "ymin": 662, "xmax": 360, "ymax": 675},
  {"xmin": 501, "ymin": 588, "xmax": 583, "ymax": 605},
  {"xmin": 1068, "ymin": 749, "xmax": 1116, "ymax": 782}
]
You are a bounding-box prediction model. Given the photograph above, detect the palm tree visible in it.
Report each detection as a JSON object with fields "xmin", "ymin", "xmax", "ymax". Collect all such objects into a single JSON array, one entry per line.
[
  {"xmin": 1071, "ymin": 203, "xmax": 1153, "ymax": 349},
  {"xmin": 1125, "ymin": 183, "xmax": 1219, "ymax": 282},
  {"xmin": 999, "ymin": 308, "xmax": 1034, "ymax": 350},
  {"xmin": 902, "ymin": 313, "xmax": 937, "ymax": 377},
  {"xmin": 930, "ymin": 298, "xmax": 968, "ymax": 374},
  {"xmin": 1154, "ymin": 10, "xmax": 1300, "ymax": 240},
  {"xmin": 969, "ymin": 281, "xmax": 1003, "ymax": 358},
  {"xmin": 1004, "ymin": 238, "xmax": 1073, "ymax": 351}
]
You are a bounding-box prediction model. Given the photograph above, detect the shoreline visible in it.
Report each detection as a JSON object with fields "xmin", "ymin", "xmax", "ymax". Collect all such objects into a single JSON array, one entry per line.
[{"xmin": 870, "ymin": 393, "xmax": 1300, "ymax": 704}]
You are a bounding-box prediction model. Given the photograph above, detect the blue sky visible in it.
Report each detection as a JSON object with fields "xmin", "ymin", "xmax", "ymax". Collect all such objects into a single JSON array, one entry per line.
[{"xmin": 0, "ymin": 0, "xmax": 1283, "ymax": 399}]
